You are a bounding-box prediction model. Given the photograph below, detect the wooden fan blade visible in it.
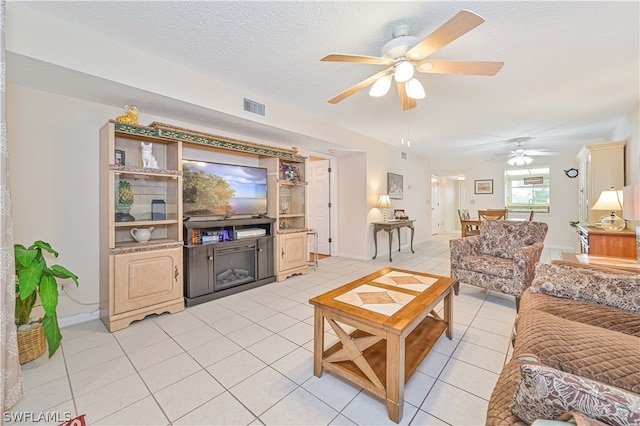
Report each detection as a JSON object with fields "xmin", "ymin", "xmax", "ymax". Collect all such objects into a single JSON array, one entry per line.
[
  {"xmin": 328, "ymin": 69, "xmax": 392, "ymax": 104},
  {"xmin": 406, "ymin": 10, "xmax": 485, "ymax": 61},
  {"xmin": 396, "ymin": 81, "xmax": 417, "ymax": 111},
  {"xmin": 416, "ymin": 60, "xmax": 504, "ymax": 76},
  {"xmin": 321, "ymin": 54, "xmax": 394, "ymax": 66}
]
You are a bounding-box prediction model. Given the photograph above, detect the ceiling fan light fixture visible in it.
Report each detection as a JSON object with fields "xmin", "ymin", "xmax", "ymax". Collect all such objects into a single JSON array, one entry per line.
[
  {"xmin": 394, "ymin": 60, "xmax": 414, "ymax": 83},
  {"xmin": 369, "ymin": 75, "xmax": 392, "ymax": 97},
  {"xmin": 405, "ymin": 78, "xmax": 425, "ymax": 99},
  {"xmin": 508, "ymin": 155, "xmax": 533, "ymax": 166}
]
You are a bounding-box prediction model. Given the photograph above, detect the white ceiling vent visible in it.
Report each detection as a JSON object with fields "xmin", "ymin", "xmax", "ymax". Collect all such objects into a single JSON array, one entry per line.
[
  {"xmin": 244, "ymin": 98, "xmax": 265, "ymax": 116},
  {"xmin": 401, "ymin": 152, "xmax": 407, "ymax": 160}
]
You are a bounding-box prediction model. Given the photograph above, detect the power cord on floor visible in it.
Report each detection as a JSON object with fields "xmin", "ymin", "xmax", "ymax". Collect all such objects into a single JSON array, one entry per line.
[{"xmin": 60, "ymin": 285, "xmax": 99, "ymax": 306}]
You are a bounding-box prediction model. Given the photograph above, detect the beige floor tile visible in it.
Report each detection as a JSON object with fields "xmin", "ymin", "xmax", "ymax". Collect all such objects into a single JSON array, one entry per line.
[
  {"xmin": 153, "ymin": 370, "xmax": 225, "ymax": 421},
  {"xmin": 278, "ymin": 321, "xmax": 314, "ymax": 346},
  {"xmin": 69, "ymin": 355, "xmax": 136, "ymax": 397},
  {"xmin": 462, "ymin": 326, "xmax": 511, "ymax": 353},
  {"xmin": 229, "ymin": 367, "xmax": 297, "ymax": 416},
  {"xmin": 451, "ymin": 341, "xmax": 507, "ymax": 374},
  {"xmin": 75, "ymin": 373, "xmax": 149, "ymax": 424},
  {"xmin": 8, "ymin": 376, "xmax": 72, "ymax": 415},
  {"xmin": 341, "ymin": 391, "xmax": 419, "ymax": 426},
  {"xmin": 139, "ymin": 352, "xmax": 202, "ymax": 392},
  {"xmin": 19, "ymin": 350, "xmax": 66, "ymax": 391},
  {"xmin": 92, "ymin": 396, "xmax": 169, "ymax": 426},
  {"xmin": 188, "ymin": 335, "xmax": 242, "ymax": 367},
  {"xmin": 152, "ymin": 310, "xmax": 206, "ymax": 337},
  {"xmin": 171, "ymin": 324, "xmax": 222, "ymax": 350},
  {"xmin": 247, "ymin": 333, "xmax": 298, "ymax": 364},
  {"xmin": 173, "ymin": 391, "xmax": 256, "ymax": 425},
  {"xmin": 260, "ymin": 387, "xmax": 339, "ymax": 425},
  {"xmin": 438, "ymin": 358, "xmax": 499, "ymax": 400},
  {"xmin": 127, "ymin": 338, "xmax": 185, "ymax": 371},
  {"xmin": 260, "ymin": 313, "xmax": 299, "ymax": 333},
  {"xmin": 420, "ymin": 380, "xmax": 489, "ymax": 425},
  {"xmin": 226, "ymin": 323, "xmax": 273, "ymax": 347},
  {"xmin": 271, "ymin": 347, "xmax": 315, "ymax": 385},
  {"xmin": 64, "ymin": 340, "xmax": 124, "ymax": 374},
  {"xmin": 302, "ymin": 373, "xmax": 361, "ymax": 411},
  {"xmin": 206, "ymin": 349, "xmax": 267, "ymax": 388}
]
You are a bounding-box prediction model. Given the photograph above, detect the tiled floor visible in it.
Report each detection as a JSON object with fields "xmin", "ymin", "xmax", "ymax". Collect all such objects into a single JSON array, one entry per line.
[{"xmin": 10, "ymin": 233, "xmax": 563, "ymax": 426}]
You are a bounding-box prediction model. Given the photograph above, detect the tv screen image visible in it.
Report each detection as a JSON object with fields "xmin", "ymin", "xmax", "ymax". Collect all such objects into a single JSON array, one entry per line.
[{"xmin": 182, "ymin": 160, "xmax": 268, "ymax": 217}]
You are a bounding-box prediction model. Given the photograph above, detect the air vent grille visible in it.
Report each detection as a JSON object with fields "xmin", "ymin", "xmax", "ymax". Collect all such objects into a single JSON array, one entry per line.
[
  {"xmin": 244, "ymin": 98, "xmax": 265, "ymax": 116},
  {"xmin": 401, "ymin": 152, "xmax": 407, "ymax": 160}
]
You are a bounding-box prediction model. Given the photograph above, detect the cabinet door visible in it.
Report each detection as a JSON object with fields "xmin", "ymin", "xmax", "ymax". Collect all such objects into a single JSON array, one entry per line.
[
  {"xmin": 257, "ymin": 237, "xmax": 274, "ymax": 279},
  {"xmin": 184, "ymin": 245, "xmax": 214, "ymax": 297},
  {"xmin": 278, "ymin": 233, "xmax": 308, "ymax": 272},
  {"xmin": 113, "ymin": 247, "xmax": 182, "ymax": 314}
]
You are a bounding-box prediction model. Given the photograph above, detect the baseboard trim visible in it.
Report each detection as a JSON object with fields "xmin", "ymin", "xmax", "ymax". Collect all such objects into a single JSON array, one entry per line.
[{"xmin": 59, "ymin": 310, "xmax": 100, "ymax": 329}]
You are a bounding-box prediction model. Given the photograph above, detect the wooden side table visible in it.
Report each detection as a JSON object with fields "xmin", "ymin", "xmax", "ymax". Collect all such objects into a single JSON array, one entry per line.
[
  {"xmin": 577, "ymin": 224, "xmax": 637, "ymax": 259},
  {"xmin": 372, "ymin": 220, "xmax": 415, "ymax": 262}
]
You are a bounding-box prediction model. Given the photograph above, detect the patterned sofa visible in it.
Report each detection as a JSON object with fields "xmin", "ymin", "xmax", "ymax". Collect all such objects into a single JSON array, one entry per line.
[
  {"xmin": 450, "ymin": 220, "xmax": 548, "ymax": 309},
  {"xmin": 486, "ymin": 262, "xmax": 640, "ymax": 425}
]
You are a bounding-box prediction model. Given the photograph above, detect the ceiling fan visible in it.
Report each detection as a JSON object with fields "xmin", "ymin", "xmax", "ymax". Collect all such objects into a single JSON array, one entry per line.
[
  {"xmin": 321, "ymin": 10, "xmax": 504, "ymax": 111},
  {"xmin": 496, "ymin": 139, "xmax": 559, "ymax": 166}
]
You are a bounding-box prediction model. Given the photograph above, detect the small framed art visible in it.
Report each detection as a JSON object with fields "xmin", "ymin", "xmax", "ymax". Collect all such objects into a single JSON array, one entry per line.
[
  {"xmin": 115, "ymin": 149, "xmax": 125, "ymax": 166},
  {"xmin": 388, "ymin": 173, "xmax": 403, "ymax": 200},
  {"xmin": 474, "ymin": 179, "xmax": 493, "ymax": 194}
]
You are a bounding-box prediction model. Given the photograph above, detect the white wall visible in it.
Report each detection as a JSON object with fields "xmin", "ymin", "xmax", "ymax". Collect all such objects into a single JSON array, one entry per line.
[
  {"xmin": 434, "ymin": 139, "xmax": 588, "ymax": 249},
  {"xmin": 613, "ymin": 102, "xmax": 640, "ymax": 186}
]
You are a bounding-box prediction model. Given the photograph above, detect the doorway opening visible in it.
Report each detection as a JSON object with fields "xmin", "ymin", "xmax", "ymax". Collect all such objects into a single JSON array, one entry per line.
[{"xmin": 308, "ymin": 153, "xmax": 336, "ymax": 259}]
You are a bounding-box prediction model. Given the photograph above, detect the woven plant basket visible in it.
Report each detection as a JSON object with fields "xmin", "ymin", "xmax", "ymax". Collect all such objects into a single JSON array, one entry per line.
[{"xmin": 17, "ymin": 322, "xmax": 46, "ymax": 364}]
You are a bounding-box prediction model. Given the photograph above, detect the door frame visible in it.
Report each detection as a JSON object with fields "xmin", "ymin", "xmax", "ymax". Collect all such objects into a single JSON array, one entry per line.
[{"xmin": 307, "ymin": 150, "xmax": 337, "ymax": 256}]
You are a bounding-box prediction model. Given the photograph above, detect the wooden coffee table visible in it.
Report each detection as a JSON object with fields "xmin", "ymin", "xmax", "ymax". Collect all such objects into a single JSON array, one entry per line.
[{"xmin": 309, "ymin": 267, "xmax": 456, "ymax": 423}]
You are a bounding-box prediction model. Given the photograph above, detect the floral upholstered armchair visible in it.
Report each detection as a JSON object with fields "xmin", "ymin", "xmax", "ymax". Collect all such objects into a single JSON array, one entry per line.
[{"xmin": 450, "ymin": 220, "xmax": 548, "ymax": 309}]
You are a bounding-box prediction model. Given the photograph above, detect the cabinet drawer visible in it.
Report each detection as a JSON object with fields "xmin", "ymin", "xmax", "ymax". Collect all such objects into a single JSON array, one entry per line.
[{"xmin": 113, "ymin": 247, "xmax": 182, "ymax": 314}]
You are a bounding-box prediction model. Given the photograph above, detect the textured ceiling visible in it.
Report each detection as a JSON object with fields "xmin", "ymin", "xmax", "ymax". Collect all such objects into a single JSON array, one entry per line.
[{"xmin": 11, "ymin": 1, "xmax": 640, "ymax": 161}]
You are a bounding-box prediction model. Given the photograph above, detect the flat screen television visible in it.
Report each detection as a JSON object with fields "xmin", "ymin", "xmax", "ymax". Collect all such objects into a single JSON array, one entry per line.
[{"xmin": 182, "ymin": 160, "xmax": 268, "ymax": 217}]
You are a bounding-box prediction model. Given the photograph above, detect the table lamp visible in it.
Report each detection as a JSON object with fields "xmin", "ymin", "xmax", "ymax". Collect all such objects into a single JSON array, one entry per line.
[
  {"xmin": 378, "ymin": 194, "xmax": 393, "ymax": 222},
  {"xmin": 591, "ymin": 187, "xmax": 624, "ymax": 231}
]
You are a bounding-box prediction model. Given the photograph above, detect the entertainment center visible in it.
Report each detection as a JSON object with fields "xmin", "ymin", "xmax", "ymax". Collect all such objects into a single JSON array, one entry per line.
[{"xmin": 100, "ymin": 120, "xmax": 309, "ymax": 331}]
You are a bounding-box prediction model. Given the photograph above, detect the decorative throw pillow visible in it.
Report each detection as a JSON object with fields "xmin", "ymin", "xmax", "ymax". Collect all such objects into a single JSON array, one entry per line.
[
  {"xmin": 530, "ymin": 263, "xmax": 640, "ymax": 314},
  {"xmin": 511, "ymin": 364, "xmax": 640, "ymax": 426}
]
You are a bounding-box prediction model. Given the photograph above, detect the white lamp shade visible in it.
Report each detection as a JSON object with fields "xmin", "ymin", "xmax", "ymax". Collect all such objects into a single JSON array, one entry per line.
[
  {"xmin": 507, "ymin": 156, "xmax": 533, "ymax": 166},
  {"xmin": 591, "ymin": 188, "xmax": 623, "ymax": 211},
  {"xmin": 394, "ymin": 60, "xmax": 414, "ymax": 83},
  {"xmin": 377, "ymin": 194, "xmax": 393, "ymax": 208},
  {"xmin": 405, "ymin": 78, "xmax": 425, "ymax": 99},
  {"xmin": 623, "ymin": 185, "xmax": 640, "ymax": 220},
  {"xmin": 369, "ymin": 75, "xmax": 392, "ymax": 97}
]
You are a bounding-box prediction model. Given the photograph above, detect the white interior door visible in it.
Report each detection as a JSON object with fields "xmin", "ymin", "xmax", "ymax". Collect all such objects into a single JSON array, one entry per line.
[
  {"xmin": 308, "ymin": 158, "xmax": 331, "ymax": 255},
  {"xmin": 431, "ymin": 175, "xmax": 440, "ymax": 235}
]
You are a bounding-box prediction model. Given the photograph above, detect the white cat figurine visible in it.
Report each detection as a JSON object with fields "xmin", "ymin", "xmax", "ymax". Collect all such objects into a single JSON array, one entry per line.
[{"xmin": 141, "ymin": 142, "xmax": 158, "ymax": 168}]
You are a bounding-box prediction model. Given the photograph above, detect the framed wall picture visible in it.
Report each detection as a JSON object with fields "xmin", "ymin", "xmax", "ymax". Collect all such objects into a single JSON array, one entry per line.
[
  {"xmin": 474, "ymin": 179, "xmax": 493, "ymax": 194},
  {"xmin": 388, "ymin": 173, "xmax": 403, "ymax": 200}
]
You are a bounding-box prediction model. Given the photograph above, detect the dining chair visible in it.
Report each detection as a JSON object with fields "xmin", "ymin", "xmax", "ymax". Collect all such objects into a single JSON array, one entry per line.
[
  {"xmin": 478, "ymin": 209, "xmax": 508, "ymax": 221},
  {"xmin": 458, "ymin": 209, "xmax": 480, "ymax": 237}
]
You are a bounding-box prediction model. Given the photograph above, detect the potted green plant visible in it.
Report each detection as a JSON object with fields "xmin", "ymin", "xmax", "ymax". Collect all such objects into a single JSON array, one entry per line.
[{"xmin": 15, "ymin": 240, "xmax": 79, "ymax": 360}]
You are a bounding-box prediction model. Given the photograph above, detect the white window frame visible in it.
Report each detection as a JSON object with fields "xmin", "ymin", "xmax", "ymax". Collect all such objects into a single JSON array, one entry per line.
[{"xmin": 504, "ymin": 166, "xmax": 550, "ymax": 212}]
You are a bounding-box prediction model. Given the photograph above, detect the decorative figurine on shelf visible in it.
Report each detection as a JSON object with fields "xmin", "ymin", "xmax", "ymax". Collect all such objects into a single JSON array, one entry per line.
[
  {"xmin": 141, "ymin": 142, "xmax": 159, "ymax": 168},
  {"xmin": 116, "ymin": 105, "xmax": 139, "ymax": 124},
  {"xmin": 280, "ymin": 163, "xmax": 300, "ymax": 182},
  {"xmin": 279, "ymin": 198, "xmax": 289, "ymax": 214},
  {"xmin": 116, "ymin": 180, "xmax": 135, "ymax": 222}
]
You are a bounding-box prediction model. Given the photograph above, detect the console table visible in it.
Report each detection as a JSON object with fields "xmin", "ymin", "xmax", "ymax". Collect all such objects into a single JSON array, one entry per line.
[{"xmin": 372, "ymin": 220, "xmax": 415, "ymax": 262}]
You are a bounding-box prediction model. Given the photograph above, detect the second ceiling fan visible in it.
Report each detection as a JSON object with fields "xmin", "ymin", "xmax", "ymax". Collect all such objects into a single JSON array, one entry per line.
[{"xmin": 322, "ymin": 10, "xmax": 504, "ymax": 111}]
